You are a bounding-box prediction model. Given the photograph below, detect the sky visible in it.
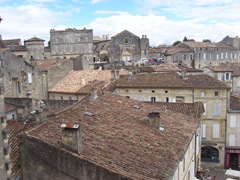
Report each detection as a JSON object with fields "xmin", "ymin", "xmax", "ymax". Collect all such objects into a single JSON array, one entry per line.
[{"xmin": 0, "ymin": 0, "xmax": 240, "ymax": 47}]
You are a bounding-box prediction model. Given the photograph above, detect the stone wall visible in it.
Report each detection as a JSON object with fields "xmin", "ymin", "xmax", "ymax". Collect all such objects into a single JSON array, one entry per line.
[{"xmin": 20, "ymin": 135, "xmax": 128, "ymax": 180}]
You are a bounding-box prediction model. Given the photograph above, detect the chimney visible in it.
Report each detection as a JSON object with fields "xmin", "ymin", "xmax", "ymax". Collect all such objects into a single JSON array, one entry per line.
[
  {"xmin": 147, "ymin": 112, "xmax": 160, "ymax": 128},
  {"xmin": 181, "ymin": 68, "xmax": 187, "ymax": 80},
  {"xmin": 81, "ymin": 78, "xmax": 86, "ymax": 85},
  {"xmin": 61, "ymin": 123, "xmax": 82, "ymax": 153},
  {"xmin": 91, "ymin": 88, "xmax": 98, "ymax": 100},
  {"xmin": 111, "ymin": 70, "xmax": 119, "ymax": 80}
]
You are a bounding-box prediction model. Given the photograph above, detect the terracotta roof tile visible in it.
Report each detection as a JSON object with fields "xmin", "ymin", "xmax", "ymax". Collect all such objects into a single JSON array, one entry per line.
[
  {"xmin": 117, "ymin": 73, "xmax": 230, "ymax": 89},
  {"xmin": 7, "ymin": 120, "xmax": 35, "ymax": 177},
  {"xmin": 26, "ymin": 93, "xmax": 200, "ymax": 179},
  {"xmin": 203, "ymin": 65, "xmax": 233, "ymax": 72},
  {"xmin": 230, "ymin": 94, "xmax": 240, "ymax": 110},
  {"xmin": 49, "ymin": 70, "xmax": 129, "ymax": 93}
]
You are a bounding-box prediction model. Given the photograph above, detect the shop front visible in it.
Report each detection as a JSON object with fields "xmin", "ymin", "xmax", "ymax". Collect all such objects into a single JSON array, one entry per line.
[{"xmin": 225, "ymin": 148, "xmax": 240, "ymax": 170}]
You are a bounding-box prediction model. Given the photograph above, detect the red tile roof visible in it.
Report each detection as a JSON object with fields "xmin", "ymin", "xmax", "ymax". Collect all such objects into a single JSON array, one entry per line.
[
  {"xmin": 48, "ymin": 69, "xmax": 129, "ymax": 93},
  {"xmin": 7, "ymin": 120, "xmax": 35, "ymax": 177},
  {"xmin": 117, "ymin": 73, "xmax": 230, "ymax": 89},
  {"xmin": 230, "ymin": 94, "xmax": 240, "ymax": 110},
  {"xmin": 25, "ymin": 93, "xmax": 200, "ymax": 179}
]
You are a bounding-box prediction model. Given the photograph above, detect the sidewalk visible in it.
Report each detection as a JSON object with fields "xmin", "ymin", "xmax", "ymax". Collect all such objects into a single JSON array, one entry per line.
[{"xmin": 208, "ymin": 167, "xmax": 230, "ymax": 180}]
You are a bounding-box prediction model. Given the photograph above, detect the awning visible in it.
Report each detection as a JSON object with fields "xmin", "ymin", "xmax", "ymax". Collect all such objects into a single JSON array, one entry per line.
[{"xmin": 225, "ymin": 169, "xmax": 240, "ymax": 178}]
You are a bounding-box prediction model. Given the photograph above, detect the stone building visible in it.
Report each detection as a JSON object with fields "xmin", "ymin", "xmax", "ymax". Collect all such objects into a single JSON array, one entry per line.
[
  {"xmin": 116, "ymin": 72, "xmax": 231, "ymax": 168},
  {"xmin": 93, "ymin": 30, "xmax": 149, "ymax": 62},
  {"xmin": 219, "ymin": 36, "xmax": 240, "ymax": 49},
  {"xmin": 50, "ymin": 28, "xmax": 94, "ymax": 62},
  {"xmin": 19, "ymin": 92, "xmax": 203, "ymax": 180},
  {"xmin": 226, "ymin": 94, "xmax": 240, "ymax": 170},
  {"xmin": 177, "ymin": 41, "xmax": 240, "ymax": 69},
  {"xmin": 3, "ymin": 37, "xmax": 46, "ymax": 63}
]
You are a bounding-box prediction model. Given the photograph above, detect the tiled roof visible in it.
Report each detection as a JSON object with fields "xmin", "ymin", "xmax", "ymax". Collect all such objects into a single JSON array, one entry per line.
[
  {"xmin": 139, "ymin": 64, "xmax": 203, "ymax": 73},
  {"xmin": 10, "ymin": 45, "xmax": 28, "ymax": 52},
  {"xmin": 230, "ymin": 94, "xmax": 240, "ymax": 110},
  {"xmin": 24, "ymin": 37, "xmax": 45, "ymax": 42},
  {"xmin": 7, "ymin": 120, "xmax": 35, "ymax": 177},
  {"xmin": 203, "ymin": 65, "xmax": 233, "ymax": 72},
  {"xmin": 31, "ymin": 59, "xmax": 71, "ymax": 71},
  {"xmin": 2, "ymin": 39, "xmax": 21, "ymax": 46},
  {"xmin": 164, "ymin": 47, "xmax": 193, "ymax": 55},
  {"xmin": 117, "ymin": 73, "xmax": 230, "ymax": 89},
  {"xmin": 48, "ymin": 69, "xmax": 129, "ymax": 93},
  {"xmin": 26, "ymin": 93, "xmax": 200, "ymax": 179},
  {"xmin": 145, "ymin": 101, "xmax": 204, "ymax": 118},
  {"xmin": 180, "ymin": 41, "xmax": 235, "ymax": 49}
]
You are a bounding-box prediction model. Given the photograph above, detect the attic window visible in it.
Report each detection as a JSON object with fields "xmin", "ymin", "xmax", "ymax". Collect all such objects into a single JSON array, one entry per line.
[
  {"xmin": 165, "ymin": 90, "xmax": 168, "ymax": 93},
  {"xmin": 139, "ymin": 90, "xmax": 142, "ymax": 92},
  {"xmin": 152, "ymin": 90, "xmax": 155, "ymax": 93},
  {"xmin": 84, "ymin": 112, "xmax": 94, "ymax": 116},
  {"xmin": 124, "ymin": 38, "xmax": 128, "ymax": 43}
]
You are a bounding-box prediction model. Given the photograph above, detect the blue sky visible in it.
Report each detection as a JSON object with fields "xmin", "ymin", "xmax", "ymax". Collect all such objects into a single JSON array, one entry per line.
[{"xmin": 0, "ymin": 0, "xmax": 240, "ymax": 46}]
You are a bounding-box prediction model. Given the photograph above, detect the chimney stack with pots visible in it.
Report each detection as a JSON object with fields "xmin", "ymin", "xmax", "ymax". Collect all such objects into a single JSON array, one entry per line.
[
  {"xmin": 147, "ymin": 112, "xmax": 160, "ymax": 128},
  {"xmin": 61, "ymin": 123, "xmax": 82, "ymax": 153}
]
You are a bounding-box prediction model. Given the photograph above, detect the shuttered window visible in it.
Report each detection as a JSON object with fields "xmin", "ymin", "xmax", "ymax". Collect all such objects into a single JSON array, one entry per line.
[
  {"xmin": 203, "ymin": 103, "xmax": 207, "ymax": 116},
  {"xmin": 202, "ymin": 124, "xmax": 206, "ymax": 138},
  {"xmin": 230, "ymin": 115, "xmax": 237, "ymax": 128},
  {"xmin": 27, "ymin": 73, "xmax": 32, "ymax": 84},
  {"xmin": 213, "ymin": 124, "xmax": 220, "ymax": 138},
  {"xmin": 213, "ymin": 103, "xmax": 221, "ymax": 116},
  {"xmin": 229, "ymin": 134, "xmax": 236, "ymax": 146},
  {"xmin": 217, "ymin": 73, "xmax": 222, "ymax": 81}
]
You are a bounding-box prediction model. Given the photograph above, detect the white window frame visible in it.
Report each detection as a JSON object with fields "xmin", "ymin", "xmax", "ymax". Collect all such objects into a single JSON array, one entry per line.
[
  {"xmin": 218, "ymin": 73, "xmax": 222, "ymax": 81},
  {"xmin": 237, "ymin": 80, "xmax": 240, "ymax": 87},
  {"xmin": 225, "ymin": 72, "xmax": 231, "ymax": 80}
]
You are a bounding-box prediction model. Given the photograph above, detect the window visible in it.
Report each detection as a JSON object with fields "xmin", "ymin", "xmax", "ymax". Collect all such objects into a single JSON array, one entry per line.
[
  {"xmin": 213, "ymin": 103, "xmax": 221, "ymax": 116},
  {"xmin": 221, "ymin": 52, "xmax": 223, "ymax": 59},
  {"xmin": 237, "ymin": 80, "xmax": 240, "ymax": 87},
  {"xmin": 56, "ymin": 38, "xmax": 58, "ymax": 43},
  {"xmin": 165, "ymin": 90, "xmax": 168, "ymax": 93},
  {"xmin": 201, "ymin": 146, "xmax": 219, "ymax": 163},
  {"xmin": 202, "ymin": 124, "xmax": 206, "ymax": 138},
  {"xmin": 203, "ymin": 53, "xmax": 206, "ymax": 60},
  {"xmin": 139, "ymin": 90, "xmax": 142, "ymax": 92},
  {"xmin": 152, "ymin": 90, "xmax": 155, "ymax": 93},
  {"xmin": 201, "ymin": 91, "xmax": 206, "ymax": 97},
  {"xmin": 217, "ymin": 73, "xmax": 222, "ymax": 81},
  {"xmin": 203, "ymin": 103, "xmax": 207, "ymax": 115},
  {"xmin": 198, "ymin": 53, "xmax": 201, "ymax": 59},
  {"xmin": 176, "ymin": 96, "xmax": 185, "ymax": 102},
  {"xmin": 138, "ymin": 96, "xmax": 144, "ymax": 101},
  {"xmin": 27, "ymin": 73, "xmax": 32, "ymax": 83},
  {"xmin": 165, "ymin": 97, "xmax": 169, "ymax": 102},
  {"xmin": 213, "ymin": 124, "xmax": 220, "ymax": 138},
  {"xmin": 126, "ymin": 90, "xmax": 129, "ymax": 92},
  {"xmin": 230, "ymin": 115, "xmax": 237, "ymax": 128},
  {"xmin": 216, "ymin": 54, "xmax": 219, "ymax": 60},
  {"xmin": 214, "ymin": 91, "xmax": 219, "ymax": 97},
  {"xmin": 226, "ymin": 52, "xmax": 228, "ymax": 59},
  {"xmin": 60, "ymin": 96, "xmax": 63, "ymax": 100},
  {"xmin": 225, "ymin": 72, "xmax": 231, "ymax": 80},
  {"xmin": 229, "ymin": 134, "xmax": 236, "ymax": 146},
  {"xmin": 151, "ymin": 97, "xmax": 156, "ymax": 102}
]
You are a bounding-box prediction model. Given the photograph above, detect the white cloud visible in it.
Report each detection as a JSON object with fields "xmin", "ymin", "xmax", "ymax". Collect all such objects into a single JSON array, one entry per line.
[{"xmin": 90, "ymin": 0, "xmax": 104, "ymax": 4}]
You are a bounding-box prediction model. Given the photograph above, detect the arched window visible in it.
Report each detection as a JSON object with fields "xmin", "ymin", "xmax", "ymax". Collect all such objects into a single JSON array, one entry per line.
[{"xmin": 201, "ymin": 146, "xmax": 219, "ymax": 163}]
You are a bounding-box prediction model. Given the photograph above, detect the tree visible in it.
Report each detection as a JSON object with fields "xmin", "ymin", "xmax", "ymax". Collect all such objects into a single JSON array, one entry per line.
[
  {"xmin": 172, "ymin": 40, "xmax": 181, "ymax": 46},
  {"xmin": 203, "ymin": 39, "xmax": 211, "ymax": 43}
]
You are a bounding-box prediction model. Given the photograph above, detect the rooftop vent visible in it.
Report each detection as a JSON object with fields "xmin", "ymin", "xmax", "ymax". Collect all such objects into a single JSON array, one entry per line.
[
  {"xmin": 133, "ymin": 105, "xmax": 140, "ymax": 109},
  {"xmin": 84, "ymin": 112, "xmax": 94, "ymax": 116},
  {"xmin": 61, "ymin": 123, "xmax": 82, "ymax": 153}
]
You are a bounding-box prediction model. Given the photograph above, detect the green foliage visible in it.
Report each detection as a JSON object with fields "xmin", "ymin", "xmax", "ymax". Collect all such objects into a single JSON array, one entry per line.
[
  {"xmin": 172, "ymin": 40, "xmax": 181, "ymax": 46},
  {"xmin": 203, "ymin": 39, "xmax": 211, "ymax": 43}
]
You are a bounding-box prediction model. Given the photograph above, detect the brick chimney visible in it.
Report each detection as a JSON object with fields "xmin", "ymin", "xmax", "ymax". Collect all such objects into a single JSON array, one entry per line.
[
  {"xmin": 147, "ymin": 112, "xmax": 160, "ymax": 128},
  {"xmin": 61, "ymin": 123, "xmax": 82, "ymax": 153}
]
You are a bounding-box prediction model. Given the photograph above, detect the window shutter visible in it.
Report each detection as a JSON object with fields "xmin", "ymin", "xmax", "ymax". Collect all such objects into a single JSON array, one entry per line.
[
  {"xmin": 27, "ymin": 73, "xmax": 32, "ymax": 84},
  {"xmin": 218, "ymin": 73, "xmax": 222, "ymax": 81},
  {"xmin": 229, "ymin": 134, "xmax": 236, "ymax": 146},
  {"xmin": 213, "ymin": 124, "xmax": 220, "ymax": 138},
  {"xmin": 203, "ymin": 103, "xmax": 207, "ymax": 115},
  {"xmin": 202, "ymin": 124, "xmax": 206, "ymax": 138},
  {"xmin": 230, "ymin": 115, "xmax": 237, "ymax": 128},
  {"xmin": 213, "ymin": 103, "xmax": 221, "ymax": 116},
  {"xmin": 238, "ymin": 80, "xmax": 240, "ymax": 87}
]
